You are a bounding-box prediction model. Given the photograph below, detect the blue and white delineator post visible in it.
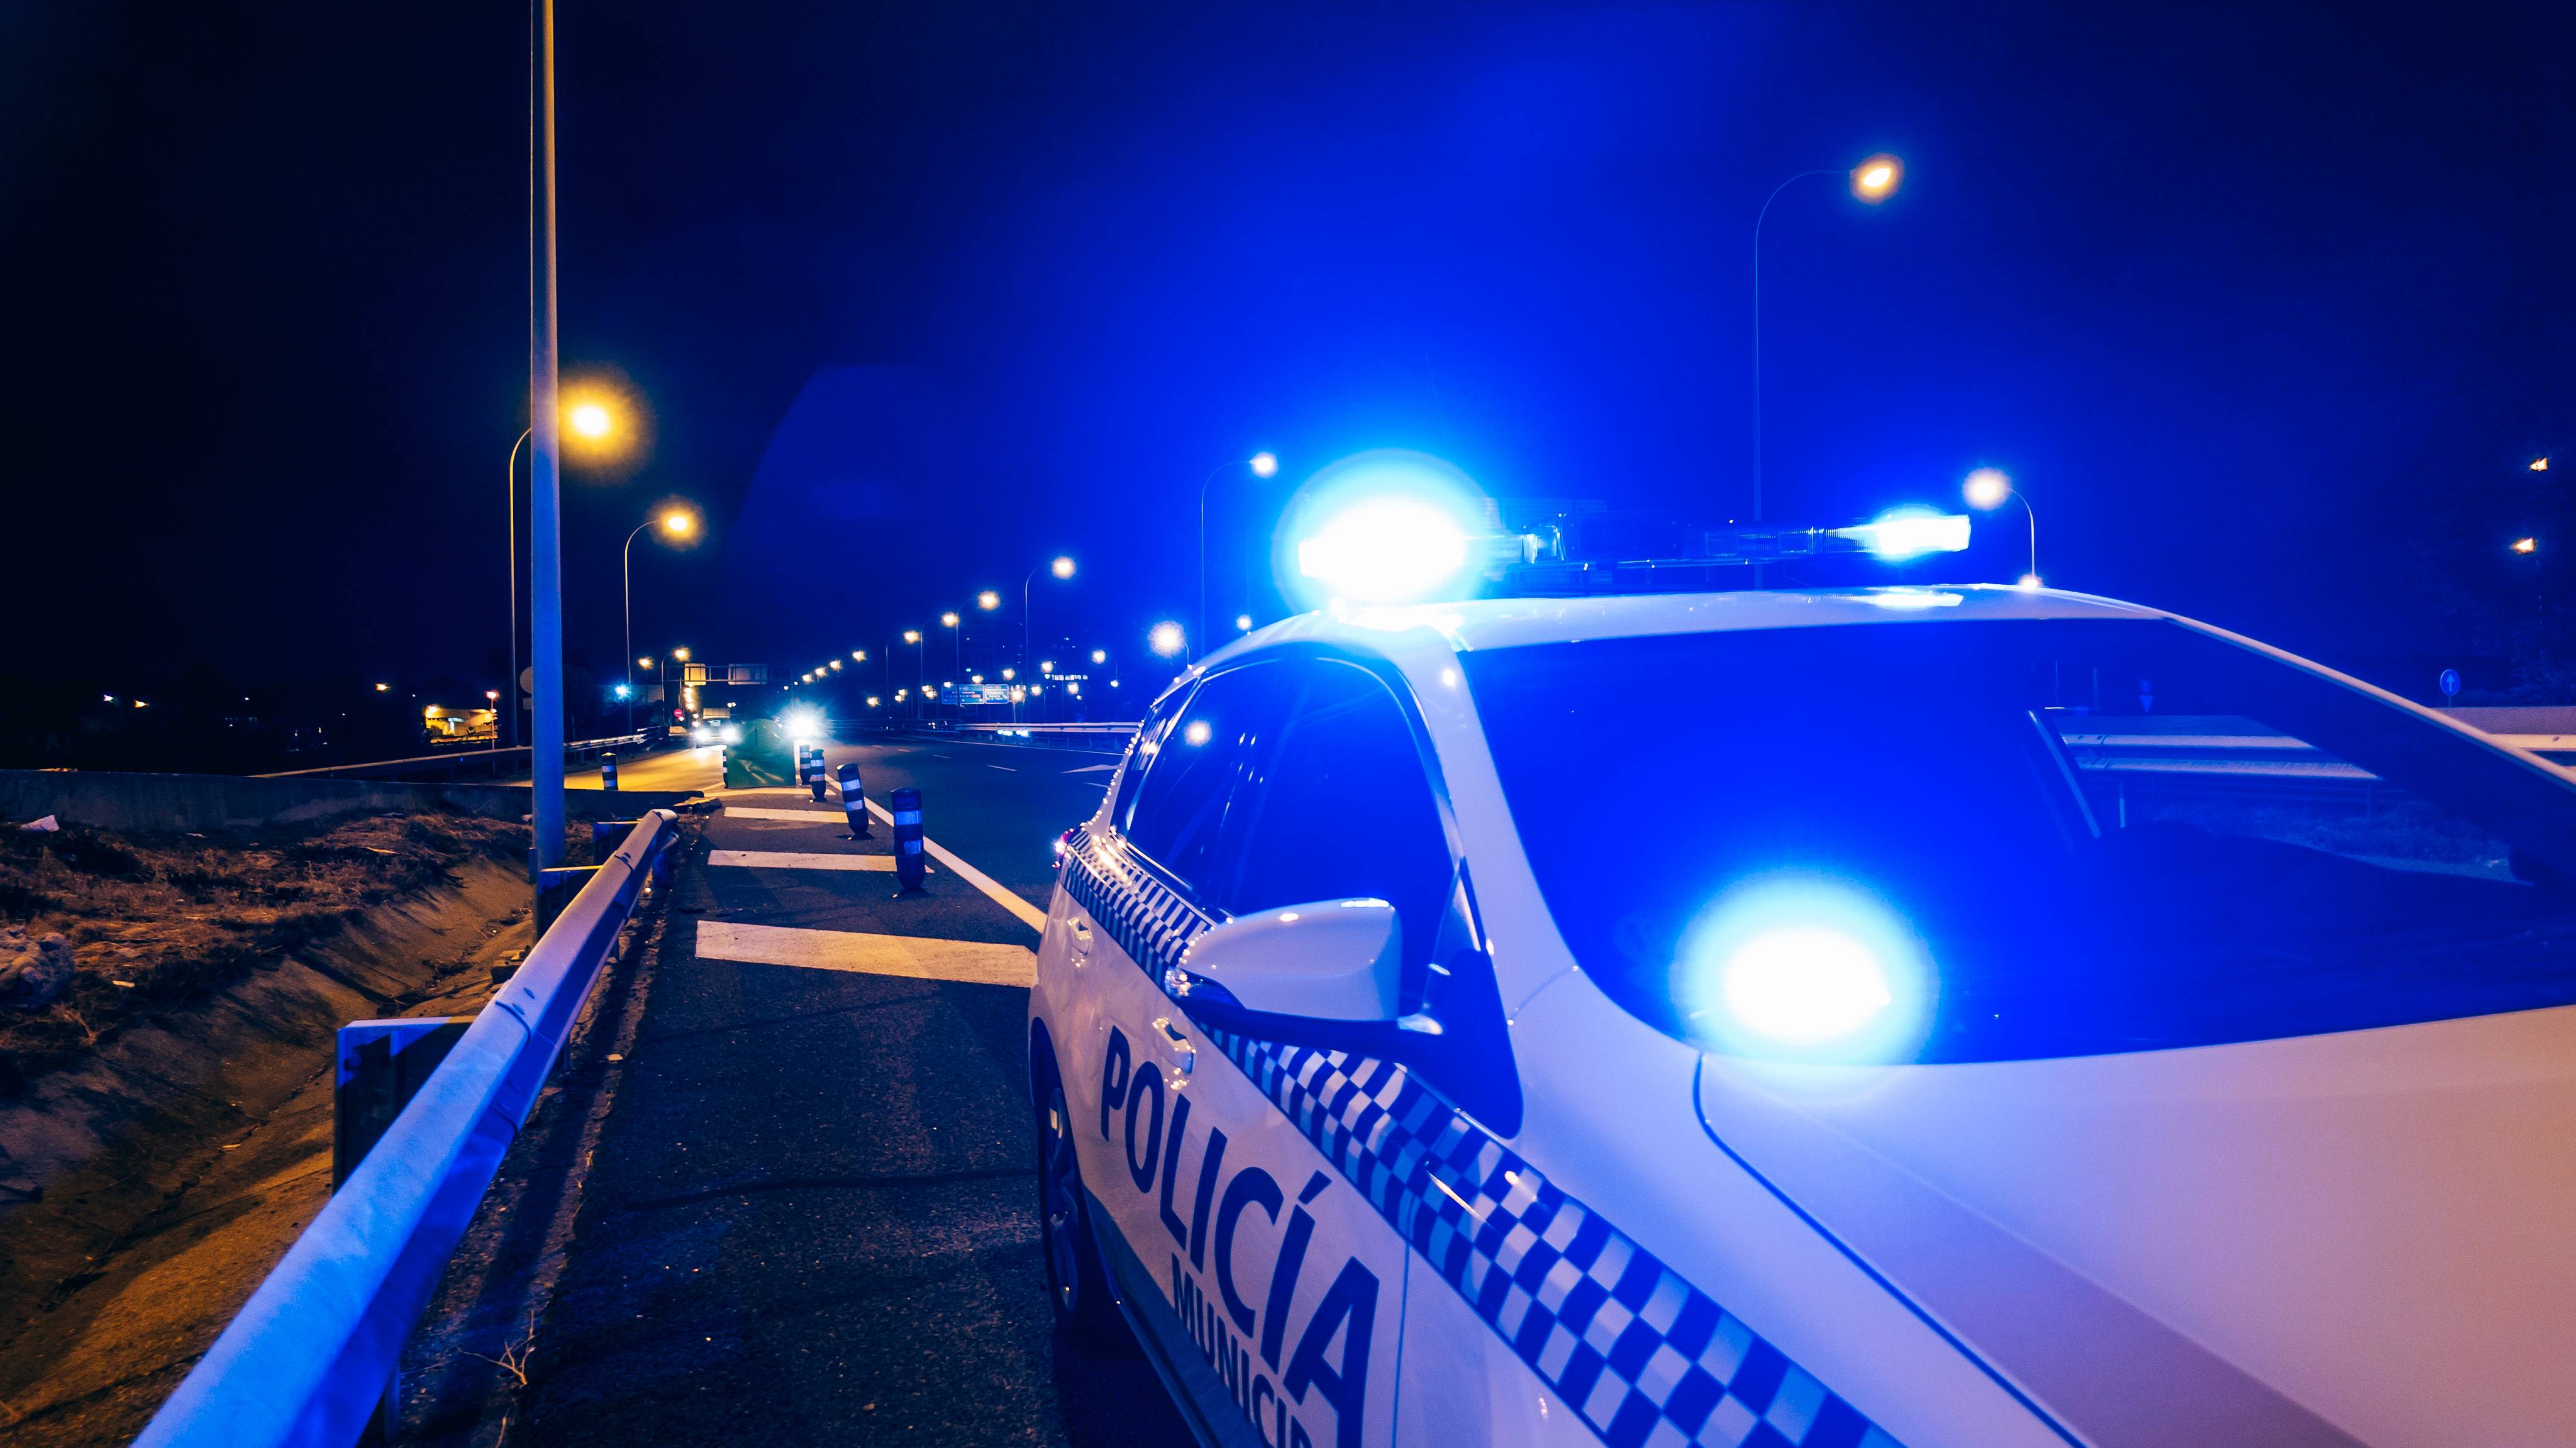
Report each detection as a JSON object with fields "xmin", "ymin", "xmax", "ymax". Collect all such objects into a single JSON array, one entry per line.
[
  {"xmin": 891, "ymin": 786, "xmax": 926, "ymax": 893},
  {"xmin": 803, "ymin": 744, "xmax": 829, "ymax": 802},
  {"xmin": 599, "ymin": 751, "xmax": 619, "ymax": 793},
  {"xmin": 836, "ymin": 760, "xmax": 870, "ymax": 839}
]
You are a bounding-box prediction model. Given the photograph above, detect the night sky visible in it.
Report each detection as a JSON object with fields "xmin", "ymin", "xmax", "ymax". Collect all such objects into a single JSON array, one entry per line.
[{"xmin": 8, "ymin": 1, "xmax": 2572, "ymax": 701}]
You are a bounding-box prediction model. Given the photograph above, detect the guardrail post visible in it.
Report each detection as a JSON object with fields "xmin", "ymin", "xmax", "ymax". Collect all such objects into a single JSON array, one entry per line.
[
  {"xmin": 333, "ymin": 1016, "xmax": 471, "ymax": 1448},
  {"xmin": 536, "ymin": 865, "xmax": 602, "ymax": 936}
]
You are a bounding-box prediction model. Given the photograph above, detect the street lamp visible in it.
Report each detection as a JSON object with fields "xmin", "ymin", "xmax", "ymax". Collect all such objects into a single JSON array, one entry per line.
[
  {"xmin": 1751, "ymin": 154, "xmax": 1904, "ymax": 526},
  {"xmin": 977, "ymin": 590, "xmax": 1001, "ymax": 611},
  {"xmin": 1200, "ymin": 453, "xmax": 1280, "ymax": 659},
  {"xmin": 1150, "ymin": 621, "xmax": 1186, "ymax": 658},
  {"xmin": 1961, "ymin": 468, "xmax": 2040, "ymax": 587},
  {"xmin": 504, "ymin": 398, "xmax": 631, "ymax": 753},
  {"xmin": 942, "ymin": 611, "xmax": 963, "ymax": 692},
  {"xmin": 1024, "ymin": 556, "xmax": 1075, "ymax": 671},
  {"xmin": 622, "ymin": 506, "xmax": 697, "ymax": 731}
]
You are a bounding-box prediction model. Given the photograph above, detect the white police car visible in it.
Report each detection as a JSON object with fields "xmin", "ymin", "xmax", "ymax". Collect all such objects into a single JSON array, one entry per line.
[{"xmin": 1027, "ymin": 585, "xmax": 2576, "ymax": 1448}]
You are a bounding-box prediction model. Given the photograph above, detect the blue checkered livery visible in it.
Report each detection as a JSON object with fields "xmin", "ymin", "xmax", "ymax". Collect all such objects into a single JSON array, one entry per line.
[{"xmin": 1060, "ymin": 829, "xmax": 1902, "ymax": 1448}]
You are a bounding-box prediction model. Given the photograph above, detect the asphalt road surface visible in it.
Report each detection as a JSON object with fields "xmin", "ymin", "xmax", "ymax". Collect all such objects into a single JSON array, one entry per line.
[{"xmin": 508, "ymin": 735, "xmax": 1191, "ymax": 1448}]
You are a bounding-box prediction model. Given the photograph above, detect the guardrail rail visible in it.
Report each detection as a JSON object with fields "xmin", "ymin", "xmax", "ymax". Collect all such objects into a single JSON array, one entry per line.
[
  {"xmin": 135, "ymin": 809, "xmax": 682, "ymax": 1448},
  {"xmin": 257, "ymin": 732, "xmax": 653, "ymax": 782}
]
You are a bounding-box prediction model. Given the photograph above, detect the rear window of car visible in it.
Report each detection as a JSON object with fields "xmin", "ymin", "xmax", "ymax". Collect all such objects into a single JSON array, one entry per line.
[{"xmin": 1463, "ymin": 616, "xmax": 2576, "ymax": 1063}]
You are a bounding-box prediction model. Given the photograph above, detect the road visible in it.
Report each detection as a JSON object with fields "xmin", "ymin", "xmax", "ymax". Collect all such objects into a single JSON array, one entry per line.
[{"xmin": 499, "ymin": 735, "xmax": 1189, "ymax": 1448}]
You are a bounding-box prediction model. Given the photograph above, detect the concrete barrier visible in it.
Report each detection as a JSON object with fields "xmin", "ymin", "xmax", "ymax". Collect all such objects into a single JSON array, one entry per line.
[{"xmin": 0, "ymin": 770, "xmax": 697, "ymax": 835}]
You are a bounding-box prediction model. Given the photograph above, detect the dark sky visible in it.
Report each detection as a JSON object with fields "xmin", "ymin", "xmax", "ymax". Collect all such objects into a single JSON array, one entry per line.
[{"xmin": 8, "ymin": 1, "xmax": 2572, "ymax": 697}]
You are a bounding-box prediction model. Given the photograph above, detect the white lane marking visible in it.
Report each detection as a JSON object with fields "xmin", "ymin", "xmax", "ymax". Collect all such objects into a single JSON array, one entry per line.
[
  {"xmin": 721, "ymin": 807, "xmax": 848, "ymax": 822},
  {"xmin": 723, "ymin": 787, "xmax": 814, "ymax": 798},
  {"xmin": 695, "ymin": 921, "xmax": 1034, "ymax": 987},
  {"xmin": 1064, "ymin": 764, "xmax": 1117, "ymax": 774},
  {"xmin": 707, "ymin": 849, "xmax": 918, "ymax": 873},
  {"xmin": 864, "ymin": 797, "xmax": 1047, "ymax": 934},
  {"xmin": 990, "ymin": 765, "xmax": 1017, "ymax": 771}
]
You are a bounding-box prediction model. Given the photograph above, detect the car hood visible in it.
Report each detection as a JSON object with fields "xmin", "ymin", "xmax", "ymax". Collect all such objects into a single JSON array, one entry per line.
[{"xmin": 1696, "ymin": 1004, "xmax": 2576, "ymax": 1448}]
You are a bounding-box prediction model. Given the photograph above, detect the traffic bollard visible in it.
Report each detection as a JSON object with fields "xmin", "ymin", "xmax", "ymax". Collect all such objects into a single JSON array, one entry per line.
[
  {"xmin": 805, "ymin": 744, "xmax": 829, "ymax": 802},
  {"xmin": 601, "ymin": 751, "xmax": 620, "ymax": 792},
  {"xmin": 891, "ymin": 786, "xmax": 926, "ymax": 894},
  {"xmin": 837, "ymin": 760, "xmax": 870, "ymax": 839}
]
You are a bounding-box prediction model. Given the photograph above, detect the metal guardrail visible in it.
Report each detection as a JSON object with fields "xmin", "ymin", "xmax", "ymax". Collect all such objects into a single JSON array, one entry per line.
[
  {"xmin": 133, "ymin": 810, "xmax": 682, "ymax": 1448},
  {"xmin": 255, "ymin": 732, "xmax": 652, "ymax": 781},
  {"xmin": 950, "ymin": 722, "xmax": 1140, "ymax": 750}
]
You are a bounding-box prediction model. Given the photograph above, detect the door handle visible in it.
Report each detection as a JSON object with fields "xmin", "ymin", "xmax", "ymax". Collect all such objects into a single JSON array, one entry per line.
[
  {"xmin": 1067, "ymin": 915, "xmax": 1094, "ymax": 962},
  {"xmin": 1152, "ymin": 1016, "xmax": 1195, "ymax": 1078}
]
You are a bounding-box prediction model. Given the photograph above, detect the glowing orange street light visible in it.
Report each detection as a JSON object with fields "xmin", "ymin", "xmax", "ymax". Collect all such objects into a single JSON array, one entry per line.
[{"xmin": 1850, "ymin": 154, "xmax": 1903, "ymax": 202}]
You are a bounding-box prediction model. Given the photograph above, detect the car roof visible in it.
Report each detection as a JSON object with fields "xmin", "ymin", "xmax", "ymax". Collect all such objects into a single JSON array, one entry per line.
[{"xmin": 1203, "ymin": 585, "xmax": 2168, "ymax": 667}]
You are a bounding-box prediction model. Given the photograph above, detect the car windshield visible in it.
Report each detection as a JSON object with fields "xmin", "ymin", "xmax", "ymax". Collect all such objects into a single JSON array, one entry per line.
[{"xmin": 1463, "ymin": 615, "xmax": 2576, "ymax": 1063}]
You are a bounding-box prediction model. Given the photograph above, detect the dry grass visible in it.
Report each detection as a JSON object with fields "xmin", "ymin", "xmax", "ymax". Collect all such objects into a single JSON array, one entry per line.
[{"xmin": 0, "ymin": 813, "xmax": 526, "ymax": 1093}]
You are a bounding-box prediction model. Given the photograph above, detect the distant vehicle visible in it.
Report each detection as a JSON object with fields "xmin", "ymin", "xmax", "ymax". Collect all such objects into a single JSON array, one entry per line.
[
  {"xmin": 1029, "ymin": 587, "xmax": 2576, "ymax": 1448},
  {"xmin": 688, "ymin": 721, "xmax": 743, "ymax": 746}
]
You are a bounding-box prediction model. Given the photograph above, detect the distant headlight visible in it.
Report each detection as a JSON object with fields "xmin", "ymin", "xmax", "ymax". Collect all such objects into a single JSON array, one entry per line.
[{"xmin": 720, "ymin": 724, "xmax": 743, "ymax": 744}]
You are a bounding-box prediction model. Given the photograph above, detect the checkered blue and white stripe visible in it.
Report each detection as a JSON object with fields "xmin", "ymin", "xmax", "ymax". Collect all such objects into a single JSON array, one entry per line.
[{"xmin": 1060, "ymin": 831, "xmax": 1901, "ymax": 1448}]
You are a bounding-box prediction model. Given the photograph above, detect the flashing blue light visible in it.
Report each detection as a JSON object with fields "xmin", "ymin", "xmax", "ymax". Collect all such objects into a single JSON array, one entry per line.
[
  {"xmin": 1277, "ymin": 450, "xmax": 1490, "ymax": 608},
  {"xmin": 1677, "ymin": 873, "xmax": 1933, "ymax": 1063},
  {"xmin": 1298, "ymin": 497, "xmax": 1468, "ymax": 603},
  {"xmin": 1831, "ymin": 508, "xmax": 1972, "ymax": 561},
  {"xmin": 613, "ymin": 683, "xmax": 632, "ymax": 700},
  {"xmin": 1720, "ymin": 928, "xmax": 1892, "ymax": 1045}
]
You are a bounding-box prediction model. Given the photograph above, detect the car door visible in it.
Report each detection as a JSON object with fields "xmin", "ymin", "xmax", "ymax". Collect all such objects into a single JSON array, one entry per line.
[
  {"xmin": 1067, "ymin": 655, "xmax": 1486, "ymax": 1448},
  {"xmin": 1062, "ymin": 663, "xmax": 1323, "ymax": 1445}
]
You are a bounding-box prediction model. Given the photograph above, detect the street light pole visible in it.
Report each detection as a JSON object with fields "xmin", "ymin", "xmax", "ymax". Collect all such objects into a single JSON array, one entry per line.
[
  {"xmin": 1023, "ymin": 556, "xmax": 1074, "ymax": 675},
  {"xmin": 621, "ymin": 510, "xmax": 694, "ymax": 735},
  {"xmin": 526, "ymin": 0, "xmax": 567, "ymax": 892},
  {"xmin": 505, "ymin": 428, "xmax": 529, "ymax": 750},
  {"xmin": 620, "ymin": 521, "xmax": 648, "ymax": 734},
  {"xmin": 1750, "ymin": 158, "xmax": 1900, "ymax": 533},
  {"xmin": 1750, "ymin": 170, "xmax": 1835, "ymax": 528},
  {"xmin": 1963, "ymin": 470, "xmax": 2041, "ymax": 585},
  {"xmin": 1197, "ymin": 453, "xmax": 1277, "ymax": 661}
]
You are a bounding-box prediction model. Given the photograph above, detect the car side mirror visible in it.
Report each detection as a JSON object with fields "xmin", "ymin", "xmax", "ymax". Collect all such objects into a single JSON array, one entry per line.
[{"xmin": 1168, "ymin": 898, "xmax": 1400, "ymax": 1023}]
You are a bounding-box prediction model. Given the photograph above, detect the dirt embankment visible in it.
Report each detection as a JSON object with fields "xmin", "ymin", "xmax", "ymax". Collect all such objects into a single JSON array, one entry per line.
[
  {"xmin": 0, "ymin": 814, "xmax": 547, "ymax": 1444},
  {"xmin": 0, "ymin": 815, "xmax": 528, "ymax": 1096}
]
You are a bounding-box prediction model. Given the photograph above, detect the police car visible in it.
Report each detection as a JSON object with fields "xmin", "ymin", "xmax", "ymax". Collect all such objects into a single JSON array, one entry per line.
[{"xmin": 1028, "ymin": 585, "xmax": 2576, "ymax": 1448}]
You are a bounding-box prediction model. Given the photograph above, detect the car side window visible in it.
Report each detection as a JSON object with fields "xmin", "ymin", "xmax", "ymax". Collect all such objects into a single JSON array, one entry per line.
[
  {"xmin": 1109, "ymin": 684, "xmax": 1194, "ymax": 829},
  {"xmin": 1118, "ymin": 663, "xmax": 1292, "ymax": 900},
  {"xmin": 1218, "ymin": 660, "xmax": 1453, "ymax": 978}
]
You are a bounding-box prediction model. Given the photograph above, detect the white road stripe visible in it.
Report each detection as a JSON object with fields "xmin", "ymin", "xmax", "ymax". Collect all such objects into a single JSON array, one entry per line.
[
  {"xmin": 1063, "ymin": 763, "xmax": 1117, "ymax": 773},
  {"xmin": 720, "ymin": 807, "xmax": 848, "ymax": 822},
  {"xmin": 694, "ymin": 921, "xmax": 1034, "ymax": 987},
  {"xmin": 865, "ymin": 797, "xmax": 1048, "ymax": 934},
  {"xmin": 707, "ymin": 849, "xmax": 915, "ymax": 873}
]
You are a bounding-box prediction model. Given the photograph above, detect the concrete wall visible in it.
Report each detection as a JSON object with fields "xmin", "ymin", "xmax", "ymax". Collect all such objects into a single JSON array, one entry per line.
[{"xmin": 1, "ymin": 770, "xmax": 698, "ymax": 834}]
